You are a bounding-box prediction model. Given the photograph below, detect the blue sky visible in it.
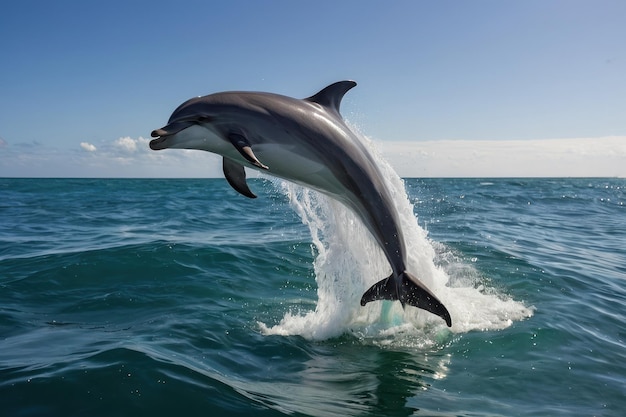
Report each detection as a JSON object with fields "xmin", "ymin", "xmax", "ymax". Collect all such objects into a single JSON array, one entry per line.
[{"xmin": 1, "ymin": 0, "xmax": 625, "ymax": 177}]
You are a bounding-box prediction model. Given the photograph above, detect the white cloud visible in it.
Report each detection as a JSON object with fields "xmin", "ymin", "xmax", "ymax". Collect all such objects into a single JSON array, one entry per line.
[
  {"xmin": 376, "ymin": 136, "xmax": 626, "ymax": 178},
  {"xmin": 80, "ymin": 142, "xmax": 97, "ymax": 152},
  {"xmin": 0, "ymin": 135, "xmax": 219, "ymax": 177},
  {"xmin": 114, "ymin": 136, "xmax": 143, "ymax": 153}
]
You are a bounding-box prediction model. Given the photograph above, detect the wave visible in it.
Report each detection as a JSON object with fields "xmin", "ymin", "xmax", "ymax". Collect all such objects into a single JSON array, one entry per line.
[{"xmin": 260, "ymin": 131, "xmax": 533, "ymax": 341}]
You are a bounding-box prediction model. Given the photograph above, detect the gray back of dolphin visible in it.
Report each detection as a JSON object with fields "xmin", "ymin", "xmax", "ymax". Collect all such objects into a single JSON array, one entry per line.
[{"xmin": 150, "ymin": 81, "xmax": 451, "ymax": 327}]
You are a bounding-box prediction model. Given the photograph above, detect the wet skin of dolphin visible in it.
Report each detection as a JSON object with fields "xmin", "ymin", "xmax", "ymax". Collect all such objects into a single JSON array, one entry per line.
[{"xmin": 150, "ymin": 81, "xmax": 452, "ymax": 327}]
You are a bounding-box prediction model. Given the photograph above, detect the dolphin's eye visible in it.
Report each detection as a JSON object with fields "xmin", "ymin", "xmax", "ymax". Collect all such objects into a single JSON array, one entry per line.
[{"xmin": 195, "ymin": 116, "xmax": 212, "ymax": 123}]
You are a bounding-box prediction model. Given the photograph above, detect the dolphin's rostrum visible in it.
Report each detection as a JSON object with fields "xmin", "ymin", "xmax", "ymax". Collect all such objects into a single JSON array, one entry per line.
[{"xmin": 150, "ymin": 81, "xmax": 452, "ymax": 327}]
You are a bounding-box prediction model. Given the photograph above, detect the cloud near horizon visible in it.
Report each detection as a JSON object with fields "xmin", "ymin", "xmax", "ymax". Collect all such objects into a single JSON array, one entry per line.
[
  {"xmin": 80, "ymin": 142, "xmax": 97, "ymax": 152},
  {"xmin": 0, "ymin": 135, "xmax": 625, "ymax": 178},
  {"xmin": 378, "ymin": 136, "xmax": 626, "ymax": 178},
  {"xmin": 0, "ymin": 136, "xmax": 222, "ymax": 178},
  {"xmin": 113, "ymin": 136, "xmax": 143, "ymax": 153}
]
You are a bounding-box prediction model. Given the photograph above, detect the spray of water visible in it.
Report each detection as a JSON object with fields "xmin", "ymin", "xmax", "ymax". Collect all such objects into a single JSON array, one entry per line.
[{"xmin": 259, "ymin": 129, "xmax": 533, "ymax": 342}]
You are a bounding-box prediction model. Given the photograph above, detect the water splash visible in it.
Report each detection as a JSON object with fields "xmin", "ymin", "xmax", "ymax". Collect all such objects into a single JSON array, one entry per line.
[{"xmin": 259, "ymin": 131, "xmax": 533, "ymax": 341}]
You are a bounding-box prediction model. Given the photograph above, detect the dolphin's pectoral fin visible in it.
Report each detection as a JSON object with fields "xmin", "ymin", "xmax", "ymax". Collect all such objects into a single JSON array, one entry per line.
[
  {"xmin": 228, "ymin": 133, "xmax": 269, "ymax": 170},
  {"xmin": 361, "ymin": 272, "xmax": 452, "ymax": 327},
  {"xmin": 223, "ymin": 157, "xmax": 257, "ymax": 199}
]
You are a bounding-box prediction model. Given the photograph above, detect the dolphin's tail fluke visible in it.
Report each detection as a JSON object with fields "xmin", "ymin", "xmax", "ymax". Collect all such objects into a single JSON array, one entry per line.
[{"xmin": 360, "ymin": 272, "xmax": 452, "ymax": 327}]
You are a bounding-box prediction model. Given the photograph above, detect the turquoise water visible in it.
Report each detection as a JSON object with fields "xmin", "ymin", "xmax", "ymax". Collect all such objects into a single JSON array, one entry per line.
[{"xmin": 1, "ymin": 176, "xmax": 624, "ymax": 416}]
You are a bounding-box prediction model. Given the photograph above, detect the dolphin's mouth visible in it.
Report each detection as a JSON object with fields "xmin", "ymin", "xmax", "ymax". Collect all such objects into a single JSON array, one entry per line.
[
  {"xmin": 149, "ymin": 120, "xmax": 195, "ymax": 150},
  {"xmin": 149, "ymin": 126, "xmax": 170, "ymax": 150},
  {"xmin": 149, "ymin": 135, "xmax": 168, "ymax": 150}
]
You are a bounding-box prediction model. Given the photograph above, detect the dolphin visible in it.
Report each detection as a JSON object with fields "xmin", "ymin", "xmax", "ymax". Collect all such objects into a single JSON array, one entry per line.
[{"xmin": 150, "ymin": 81, "xmax": 452, "ymax": 327}]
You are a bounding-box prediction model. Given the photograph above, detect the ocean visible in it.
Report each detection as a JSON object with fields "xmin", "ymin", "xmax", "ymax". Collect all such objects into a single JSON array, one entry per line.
[{"xmin": 1, "ymin": 173, "xmax": 624, "ymax": 416}]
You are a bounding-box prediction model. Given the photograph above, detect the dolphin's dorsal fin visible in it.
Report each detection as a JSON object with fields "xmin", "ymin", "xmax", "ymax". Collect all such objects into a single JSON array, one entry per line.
[
  {"xmin": 305, "ymin": 80, "xmax": 357, "ymax": 114},
  {"xmin": 223, "ymin": 157, "xmax": 257, "ymax": 198}
]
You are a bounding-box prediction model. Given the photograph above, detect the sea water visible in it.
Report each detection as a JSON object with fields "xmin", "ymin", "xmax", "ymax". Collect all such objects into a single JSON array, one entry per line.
[{"xmin": 1, "ymin": 173, "xmax": 624, "ymax": 414}]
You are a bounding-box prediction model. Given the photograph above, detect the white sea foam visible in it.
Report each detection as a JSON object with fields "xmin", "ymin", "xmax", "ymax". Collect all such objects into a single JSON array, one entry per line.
[{"xmin": 259, "ymin": 130, "xmax": 533, "ymax": 341}]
